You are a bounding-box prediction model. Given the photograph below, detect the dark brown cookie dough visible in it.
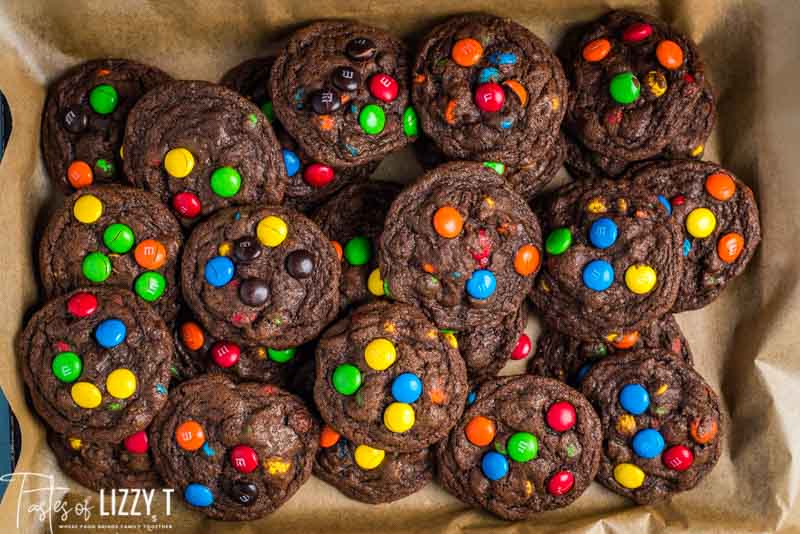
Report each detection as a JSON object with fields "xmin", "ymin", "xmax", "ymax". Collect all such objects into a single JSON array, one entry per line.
[
  {"xmin": 220, "ymin": 56, "xmax": 377, "ymax": 212},
  {"xmin": 457, "ymin": 304, "xmax": 529, "ymax": 381},
  {"xmin": 270, "ymin": 21, "xmax": 416, "ymax": 168},
  {"xmin": 47, "ymin": 427, "xmax": 161, "ymax": 491},
  {"xmin": 148, "ymin": 374, "xmax": 318, "ymax": 521},
  {"xmin": 563, "ymin": 10, "xmax": 715, "ymax": 178},
  {"xmin": 312, "ymin": 181, "xmax": 401, "ymax": 309},
  {"xmin": 379, "ymin": 162, "xmax": 542, "ymax": 330},
  {"xmin": 412, "ymin": 15, "xmax": 567, "ymax": 191},
  {"xmin": 41, "ymin": 59, "xmax": 172, "ymax": 191},
  {"xmin": 19, "ymin": 287, "xmax": 173, "ymax": 443},
  {"xmin": 436, "ymin": 375, "xmax": 601, "ymax": 520},
  {"xmin": 122, "ymin": 80, "xmax": 286, "ymax": 227},
  {"xmin": 314, "ymin": 301, "xmax": 468, "ymax": 452},
  {"xmin": 39, "ymin": 186, "xmax": 183, "ymax": 323},
  {"xmin": 580, "ymin": 349, "xmax": 723, "ymax": 504},
  {"xmin": 530, "ymin": 179, "xmax": 683, "ymax": 342},
  {"xmin": 529, "ymin": 314, "xmax": 692, "ymax": 385},
  {"xmin": 181, "ymin": 206, "xmax": 340, "ymax": 348},
  {"xmin": 628, "ymin": 160, "xmax": 761, "ymax": 311},
  {"xmin": 313, "ymin": 424, "xmax": 433, "ymax": 504}
]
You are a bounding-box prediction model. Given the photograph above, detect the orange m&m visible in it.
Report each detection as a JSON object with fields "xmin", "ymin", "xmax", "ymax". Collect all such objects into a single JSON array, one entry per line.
[
  {"xmin": 451, "ymin": 38, "xmax": 483, "ymax": 67},
  {"xmin": 180, "ymin": 322, "xmax": 205, "ymax": 351},
  {"xmin": 175, "ymin": 420, "xmax": 205, "ymax": 450},
  {"xmin": 465, "ymin": 415, "xmax": 496, "ymax": 446},
  {"xmin": 319, "ymin": 425, "xmax": 341, "ymax": 448},
  {"xmin": 67, "ymin": 161, "xmax": 93, "ymax": 188},
  {"xmin": 433, "ymin": 206, "xmax": 463, "ymax": 238},
  {"xmin": 611, "ymin": 331, "xmax": 640, "ymax": 349},
  {"xmin": 514, "ymin": 245, "xmax": 541, "ymax": 276},
  {"xmin": 717, "ymin": 232, "xmax": 745, "ymax": 263},
  {"xmin": 656, "ymin": 40, "xmax": 684, "ymax": 70},
  {"xmin": 690, "ymin": 416, "xmax": 718, "ymax": 444},
  {"xmin": 134, "ymin": 239, "xmax": 167, "ymax": 269},
  {"xmin": 331, "ymin": 240, "xmax": 343, "ymax": 260},
  {"xmin": 705, "ymin": 173, "xmax": 736, "ymax": 201},
  {"xmin": 582, "ymin": 38, "xmax": 611, "ymax": 62},
  {"xmin": 503, "ymin": 80, "xmax": 528, "ymax": 107}
]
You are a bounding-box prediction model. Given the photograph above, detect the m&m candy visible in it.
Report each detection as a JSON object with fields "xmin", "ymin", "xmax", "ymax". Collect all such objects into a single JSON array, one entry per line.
[
  {"xmin": 466, "ymin": 270, "xmax": 496, "ymax": 299},
  {"xmin": 230, "ymin": 445, "xmax": 259, "ymax": 473},
  {"xmin": 184, "ymin": 483, "xmax": 214, "ymax": 507},
  {"xmin": 286, "ymin": 250, "xmax": 315, "ymax": 279},
  {"xmin": 510, "ymin": 333, "xmax": 532, "ymax": 360},
  {"xmin": 175, "ymin": 420, "xmax": 205, "ymax": 451},
  {"xmin": 52, "ymin": 352, "xmax": 82, "ymax": 383},
  {"xmin": 705, "ymin": 173, "xmax": 736, "ymax": 201},
  {"xmin": 304, "ymin": 163, "xmax": 335, "ymax": 188},
  {"xmin": 67, "ymin": 161, "xmax": 93, "ymax": 188},
  {"xmin": 74, "ymin": 194, "xmax": 104, "ymax": 224},
  {"xmin": 624, "ymin": 264, "xmax": 657, "ymax": 294},
  {"xmin": 690, "ymin": 416, "xmax": 718, "ymax": 444},
  {"xmin": 367, "ymin": 268, "xmax": 384, "ymax": 296},
  {"xmin": 589, "ymin": 218, "xmax": 618, "ymax": 249},
  {"xmin": 481, "ymin": 451, "xmax": 508, "ymax": 480},
  {"xmin": 622, "ymin": 22, "xmax": 652, "ymax": 42},
  {"xmin": 95, "ymin": 318, "xmax": 126, "ymax": 348},
  {"xmin": 210, "ymin": 167, "xmax": 242, "ymax": 198},
  {"xmin": 332, "ymin": 364, "xmax": 362, "ymax": 395},
  {"xmin": 257, "ymin": 216, "xmax": 288, "ymax": 247},
  {"xmin": 82, "ymin": 252, "xmax": 112, "ymax": 282},
  {"xmin": 478, "ymin": 67, "xmax": 501, "ymax": 83},
  {"xmin": 613, "ymin": 463, "xmax": 645, "ymax": 489},
  {"xmin": 106, "ymin": 368, "xmax": 137, "ymax": 399},
  {"xmin": 67, "ymin": 291, "xmax": 98, "ymax": 318},
  {"xmin": 172, "ymin": 192, "xmax": 202, "ymax": 218},
  {"xmin": 582, "ymin": 38, "xmax": 611, "ymax": 62},
  {"xmin": 546, "ymin": 401, "xmax": 577, "ymax": 432},
  {"xmin": 514, "ymin": 245, "xmax": 540, "ymax": 276},
  {"xmin": 545, "ymin": 228, "xmax": 572, "ymax": 255},
  {"xmin": 359, "ymin": 104, "xmax": 385, "ymax": 135},
  {"xmin": 164, "ymin": 148, "xmax": 195, "ymax": 178},
  {"xmin": 319, "ymin": 425, "xmax": 341, "ymax": 448},
  {"xmin": 103, "ymin": 223, "xmax": 135, "ymax": 254},
  {"xmin": 656, "ymin": 40, "xmax": 684, "ymax": 70},
  {"xmin": 346, "ymin": 37, "xmax": 377, "ymax": 61},
  {"xmin": 268, "ymin": 348, "xmax": 296, "ymax": 363},
  {"xmin": 507, "ymin": 432, "xmax": 538, "ymax": 462},
  {"xmin": 180, "ymin": 322, "xmax": 205, "ymax": 351},
  {"xmin": 368, "ymin": 73, "xmax": 398, "ymax": 103},
  {"xmin": 392, "ymin": 373, "xmax": 422, "ymax": 404},
  {"xmin": 583, "ymin": 260, "xmax": 614, "ymax": 291},
  {"xmin": 663, "ymin": 445, "xmax": 694, "ymax": 471},
  {"xmin": 228, "ymin": 481, "xmax": 258, "ymax": 506},
  {"xmin": 364, "ymin": 338, "xmax": 397, "ymax": 371},
  {"xmin": 204, "ymin": 256, "xmax": 235, "ymax": 287},
  {"xmin": 619, "ymin": 384, "xmax": 650, "ymax": 415},
  {"xmin": 609, "ymin": 72, "xmax": 640, "ymax": 105},
  {"xmin": 383, "ymin": 402, "xmax": 415, "ymax": 433},
  {"xmin": 686, "ymin": 208, "xmax": 717, "ymax": 238},
  {"xmin": 474, "ymin": 83, "xmax": 505, "ymax": 113},
  {"xmin": 718, "ymin": 233, "xmax": 744, "ymax": 263},
  {"xmin": 135, "ymin": 272, "xmax": 166, "ymax": 301},
  {"xmin": 344, "ymin": 236, "xmax": 371, "ymax": 265},
  {"xmin": 134, "ymin": 239, "xmax": 167, "ymax": 270},
  {"xmin": 89, "ymin": 84, "xmax": 118, "ymax": 115},
  {"xmin": 451, "ymin": 38, "xmax": 483, "ymax": 66},
  {"xmin": 632, "ymin": 428, "xmax": 665, "ymax": 459},
  {"xmin": 211, "ymin": 341, "xmax": 240, "ymax": 368},
  {"xmin": 124, "ymin": 431, "xmax": 149, "ymax": 454},
  {"xmin": 71, "ymin": 382, "xmax": 102, "ymax": 409},
  {"xmin": 354, "ymin": 445, "xmax": 385, "ymax": 470},
  {"xmin": 465, "ymin": 415, "xmax": 496, "ymax": 446},
  {"xmin": 282, "ymin": 149, "xmax": 301, "ymax": 177},
  {"xmin": 433, "ymin": 206, "xmax": 463, "ymax": 238},
  {"xmin": 547, "ymin": 471, "xmax": 575, "ymax": 495},
  {"xmin": 403, "ymin": 106, "xmax": 418, "ymax": 137}
]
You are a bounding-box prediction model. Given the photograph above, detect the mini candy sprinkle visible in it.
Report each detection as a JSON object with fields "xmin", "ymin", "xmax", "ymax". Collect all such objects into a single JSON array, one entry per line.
[
  {"xmin": 344, "ymin": 236, "xmax": 371, "ymax": 265},
  {"xmin": 625, "ymin": 264, "xmax": 657, "ymax": 294},
  {"xmin": 367, "ymin": 268, "xmax": 384, "ymax": 296},
  {"xmin": 466, "ymin": 391, "xmax": 477, "ymax": 405},
  {"xmin": 164, "ymin": 148, "xmax": 195, "ymax": 178},
  {"xmin": 89, "ymin": 84, "xmax": 118, "ymax": 114},
  {"xmin": 616, "ymin": 414, "xmax": 637, "ymax": 435},
  {"xmin": 548, "ymin": 471, "xmax": 575, "ymax": 496},
  {"xmin": 481, "ymin": 451, "xmax": 508, "ymax": 481},
  {"xmin": 175, "ymin": 420, "xmax": 205, "ymax": 451},
  {"xmin": 73, "ymin": 194, "xmax": 104, "ymax": 224},
  {"xmin": 210, "ymin": 166, "xmax": 242, "ymax": 198},
  {"xmin": 354, "ymin": 445, "xmax": 385, "ymax": 470},
  {"xmin": 103, "ymin": 223, "xmax": 135, "ymax": 254},
  {"xmin": 106, "ymin": 368, "xmax": 137, "ymax": 399},
  {"xmin": 332, "ymin": 364, "xmax": 362, "ymax": 395},
  {"xmin": 257, "ymin": 216, "xmax": 288, "ymax": 247},
  {"xmin": 507, "ymin": 432, "xmax": 538, "ymax": 462},
  {"xmin": 204, "ymin": 256, "xmax": 235, "ymax": 287},
  {"xmin": 582, "ymin": 38, "xmax": 611, "ymax": 62},
  {"xmin": 384, "ymin": 402, "xmax": 415, "ymax": 433},
  {"xmin": 589, "ymin": 217, "xmax": 618, "ymax": 249},
  {"xmin": 658, "ymin": 195, "xmax": 672, "ymax": 215},
  {"xmin": 135, "ymin": 271, "xmax": 166, "ymax": 301},
  {"xmin": 583, "ymin": 259, "xmax": 614, "ymax": 291},
  {"xmin": 609, "ymin": 72, "xmax": 641, "ymax": 105},
  {"xmin": 466, "ymin": 270, "xmax": 496, "ymax": 300},
  {"xmin": 632, "ymin": 428, "xmax": 665, "ymax": 459},
  {"xmin": 52, "ymin": 352, "xmax": 82, "ymax": 383},
  {"xmin": 282, "ymin": 149, "xmax": 301, "ymax": 177},
  {"xmin": 619, "ymin": 384, "xmax": 650, "ymax": 415},
  {"xmin": 71, "ymin": 382, "xmax": 102, "ymax": 409},
  {"xmin": 465, "ymin": 415, "xmax": 496, "ymax": 446},
  {"xmin": 134, "ymin": 239, "xmax": 167, "ymax": 270},
  {"xmin": 451, "ymin": 38, "xmax": 483, "ymax": 67},
  {"xmin": 546, "ymin": 228, "xmax": 572, "ymax": 255},
  {"xmin": 403, "ymin": 106, "xmax": 418, "ymax": 137},
  {"xmin": 359, "ymin": 104, "xmax": 385, "ymax": 135},
  {"xmin": 184, "ymin": 484, "xmax": 214, "ymax": 507},
  {"xmin": 686, "ymin": 208, "xmax": 717, "ymax": 238},
  {"xmin": 547, "ymin": 401, "xmax": 577, "ymax": 432},
  {"xmin": 611, "ymin": 331, "xmax": 640, "ymax": 349},
  {"xmin": 656, "ymin": 40, "xmax": 684, "ymax": 70},
  {"xmin": 514, "ymin": 245, "xmax": 540, "ymax": 276},
  {"xmin": 663, "ymin": 445, "xmax": 694, "ymax": 471},
  {"xmin": 95, "ymin": 318, "xmax": 126, "ymax": 348},
  {"xmin": 67, "ymin": 161, "xmax": 93, "ymax": 188},
  {"xmin": 268, "ymin": 347, "xmax": 296, "ymax": 363},
  {"xmin": 95, "ymin": 158, "xmax": 114, "ymax": 176},
  {"xmin": 82, "ymin": 252, "xmax": 112, "ymax": 282},
  {"xmin": 433, "ymin": 206, "xmax": 463, "ymax": 238},
  {"xmin": 683, "ymin": 239, "xmax": 692, "ymax": 256},
  {"xmin": 705, "ymin": 173, "xmax": 736, "ymax": 201},
  {"xmin": 364, "ymin": 338, "xmax": 396, "ymax": 371},
  {"xmin": 614, "ymin": 463, "xmax": 645, "ymax": 489},
  {"xmin": 392, "ymin": 373, "xmax": 422, "ymax": 404}
]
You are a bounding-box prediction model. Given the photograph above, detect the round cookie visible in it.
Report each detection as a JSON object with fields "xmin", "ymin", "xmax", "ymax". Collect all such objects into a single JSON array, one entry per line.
[
  {"xmin": 314, "ymin": 301, "xmax": 468, "ymax": 452},
  {"xmin": 123, "ymin": 80, "xmax": 285, "ymax": 227},
  {"xmin": 181, "ymin": 205, "xmax": 340, "ymax": 348},
  {"xmin": 47, "ymin": 427, "xmax": 161, "ymax": 491},
  {"xmin": 628, "ymin": 160, "xmax": 761, "ymax": 311},
  {"xmin": 19, "ymin": 287, "xmax": 173, "ymax": 442},
  {"xmin": 529, "ymin": 179, "xmax": 683, "ymax": 342},
  {"xmin": 379, "ymin": 162, "xmax": 542, "ymax": 330},
  {"xmin": 529, "ymin": 314, "xmax": 693, "ymax": 385},
  {"xmin": 563, "ymin": 10, "xmax": 716, "ymax": 178},
  {"xmin": 148, "ymin": 374, "xmax": 318, "ymax": 520},
  {"xmin": 313, "ymin": 424, "xmax": 433, "ymax": 504},
  {"xmin": 580, "ymin": 349, "xmax": 723, "ymax": 504},
  {"xmin": 457, "ymin": 304, "xmax": 530, "ymax": 381},
  {"xmin": 312, "ymin": 181, "xmax": 402, "ymax": 309},
  {"xmin": 41, "ymin": 59, "xmax": 172, "ymax": 191},
  {"xmin": 412, "ymin": 15, "xmax": 567, "ymax": 187},
  {"xmin": 436, "ymin": 375, "xmax": 601, "ymax": 520},
  {"xmin": 270, "ymin": 21, "xmax": 416, "ymax": 168},
  {"xmin": 39, "ymin": 186, "xmax": 183, "ymax": 323},
  {"xmin": 173, "ymin": 316, "xmax": 305, "ymax": 385},
  {"xmin": 220, "ymin": 56, "xmax": 377, "ymax": 212}
]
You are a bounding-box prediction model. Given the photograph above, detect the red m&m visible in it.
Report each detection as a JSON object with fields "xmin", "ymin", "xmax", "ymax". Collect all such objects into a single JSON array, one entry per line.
[
  {"xmin": 172, "ymin": 192, "xmax": 202, "ymax": 218},
  {"xmin": 510, "ymin": 333, "xmax": 532, "ymax": 360},
  {"xmin": 622, "ymin": 22, "xmax": 653, "ymax": 42},
  {"xmin": 662, "ymin": 445, "xmax": 694, "ymax": 471},
  {"xmin": 304, "ymin": 163, "xmax": 335, "ymax": 188},
  {"xmin": 547, "ymin": 470, "xmax": 575, "ymax": 495},
  {"xmin": 124, "ymin": 431, "xmax": 149, "ymax": 454},
  {"xmin": 546, "ymin": 401, "xmax": 577, "ymax": 432},
  {"xmin": 474, "ymin": 83, "xmax": 505, "ymax": 113},
  {"xmin": 230, "ymin": 445, "xmax": 259, "ymax": 473},
  {"xmin": 67, "ymin": 292, "xmax": 98, "ymax": 318},
  {"xmin": 368, "ymin": 74, "xmax": 399, "ymax": 103},
  {"xmin": 211, "ymin": 341, "xmax": 240, "ymax": 368}
]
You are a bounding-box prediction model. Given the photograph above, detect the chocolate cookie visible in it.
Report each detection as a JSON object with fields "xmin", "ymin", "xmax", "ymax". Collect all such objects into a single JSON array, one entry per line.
[
  {"xmin": 563, "ymin": 10, "xmax": 715, "ymax": 178},
  {"xmin": 270, "ymin": 21, "xmax": 416, "ymax": 168},
  {"xmin": 314, "ymin": 301, "xmax": 468, "ymax": 452},
  {"xmin": 313, "ymin": 424, "xmax": 433, "ymax": 503},
  {"xmin": 41, "ymin": 59, "xmax": 172, "ymax": 191},
  {"xmin": 457, "ymin": 304, "xmax": 530, "ymax": 381},
  {"xmin": 173, "ymin": 317, "xmax": 305, "ymax": 385},
  {"xmin": 19, "ymin": 288, "xmax": 173, "ymax": 442},
  {"xmin": 312, "ymin": 181, "xmax": 402, "ymax": 309},
  {"xmin": 181, "ymin": 206, "xmax": 340, "ymax": 348},
  {"xmin": 123, "ymin": 80, "xmax": 285, "ymax": 226},
  {"xmin": 47, "ymin": 427, "xmax": 161, "ymax": 491},
  {"xmin": 529, "ymin": 314, "xmax": 692, "ymax": 385},
  {"xmin": 220, "ymin": 56, "xmax": 377, "ymax": 211},
  {"xmin": 39, "ymin": 186, "xmax": 183, "ymax": 323},
  {"xmin": 529, "ymin": 179, "xmax": 683, "ymax": 342},
  {"xmin": 629, "ymin": 160, "xmax": 761, "ymax": 311},
  {"xmin": 436, "ymin": 375, "xmax": 601, "ymax": 520},
  {"xmin": 379, "ymin": 162, "xmax": 542, "ymax": 330},
  {"xmin": 580, "ymin": 349, "xmax": 722, "ymax": 504},
  {"xmin": 148, "ymin": 374, "xmax": 318, "ymax": 520}
]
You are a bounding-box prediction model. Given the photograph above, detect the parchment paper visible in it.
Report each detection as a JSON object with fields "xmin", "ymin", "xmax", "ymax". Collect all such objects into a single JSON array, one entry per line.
[{"xmin": 0, "ymin": 1, "xmax": 798, "ymax": 532}]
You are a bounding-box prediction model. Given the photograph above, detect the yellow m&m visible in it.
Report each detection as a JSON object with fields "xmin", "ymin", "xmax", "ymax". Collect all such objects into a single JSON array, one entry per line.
[
  {"xmin": 367, "ymin": 268, "xmax": 384, "ymax": 296},
  {"xmin": 613, "ymin": 463, "xmax": 645, "ymax": 489},
  {"xmin": 164, "ymin": 148, "xmax": 195, "ymax": 178},
  {"xmin": 354, "ymin": 445, "xmax": 385, "ymax": 470},
  {"xmin": 107, "ymin": 368, "xmax": 137, "ymax": 399},
  {"xmin": 73, "ymin": 194, "xmax": 104, "ymax": 224},
  {"xmin": 384, "ymin": 402, "xmax": 415, "ymax": 433},
  {"xmin": 686, "ymin": 208, "xmax": 717, "ymax": 238},
  {"xmin": 624, "ymin": 264, "xmax": 657, "ymax": 294},
  {"xmin": 364, "ymin": 338, "xmax": 396, "ymax": 371},
  {"xmin": 71, "ymin": 381, "xmax": 102, "ymax": 408},
  {"xmin": 68, "ymin": 437, "xmax": 82, "ymax": 450},
  {"xmin": 257, "ymin": 216, "xmax": 288, "ymax": 247}
]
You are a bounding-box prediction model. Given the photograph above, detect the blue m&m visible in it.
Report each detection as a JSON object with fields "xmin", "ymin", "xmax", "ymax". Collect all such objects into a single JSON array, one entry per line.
[
  {"xmin": 184, "ymin": 483, "xmax": 214, "ymax": 507},
  {"xmin": 205, "ymin": 256, "xmax": 235, "ymax": 287},
  {"xmin": 582, "ymin": 259, "xmax": 614, "ymax": 291},
  {"xmin": 589, "ymin": 218, "xmax": 618, "ymax": 249},
  {"xmin": 481, "ymin": 451, "xmax": 509, "ymax": 480},
  {"xmin": 658, "ymin": 195, "xmax": 672, "ymax": 215},
  {"xmin": 95, "ymin": 319, "xmax": 126, "ymax": 348},
  {"xmin": 573, "ymin": 362, "xmax": 593, "ymax": 385},
  {"xmin": 282, "ymin": 149, "xmax": 300, "ymax": 177},
  {"xmin": 619, "ymin": 384, "xmax": 650, "ymax": 415},
  {"xmin": 466, "ymin": 270, "xmax": 496, "ymax": 299},
  {"xmin": 683, "ymin": 239, "xmax": 692, "ymax": 257},
  {"xmin": 392, "ymin": 373, "xmax": 422, "ymax": 404},
  {"xmin": 466, "ymin": 391, "xmax": 477, "ymax": 405},
  {"xmin": 632, "ymin": 428, "xmax": 665, "ymax": 459}
]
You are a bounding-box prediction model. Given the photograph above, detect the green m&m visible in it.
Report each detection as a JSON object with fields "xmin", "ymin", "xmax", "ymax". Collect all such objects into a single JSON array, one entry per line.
[
  {"xmin": 545, "ymin": 228, "xmax": 572, "ymax": 255},
  {"xmin": 89, "ymin": 84, "xmax": 118, "ymax": 115},
  {"xmin": 609, "ymin": 72, "xmax": 641, "ymax": 105},
  {"xmin": 103, "ymin": 223, "xmax": 135, "ymax": 253},
  {"xmin": 344, "ymin": 236, "xmax": 371, "ymax": 266},
  {"xmin": 135, "ymin": 272, "xmax": 166, "ymax": 301},
  {"xmin": 261, "ymin": 101, "xmax": 275, "ymax": 122},
  {"xmin": 52, "ymin": 351, "xmax": 82, "ymax": 383},
  {"xmin": 82, "ymin": 251, "xmax": 112, "ymax": 282},
  {"xmin": 507, "ymin": 432, "xmax": 539, "ymax": 462},
  {"xmin": 268, "ymin": 347, "xmax": 296, "ymax": 363},
  {"xmin": 483, "ymin": 161, "xmax": 505, "ymax": 175},
  {"xmin": 332, "ymin": 364, "xmax": 362, "ymax": 395},
  {"xmin": 359, "ymin": 104, "xmax": 385, "ymax": 135},
  {"xmin": 210, "ymin": 166, "xmax": 242, "ymax": 198},
  {"xmin": 402, "ymin": 106, "xmax": 418, "ymax": 136},
  {"xmin": 95, "ymin": 158, "xmax": 115, "ymax": 177}
]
